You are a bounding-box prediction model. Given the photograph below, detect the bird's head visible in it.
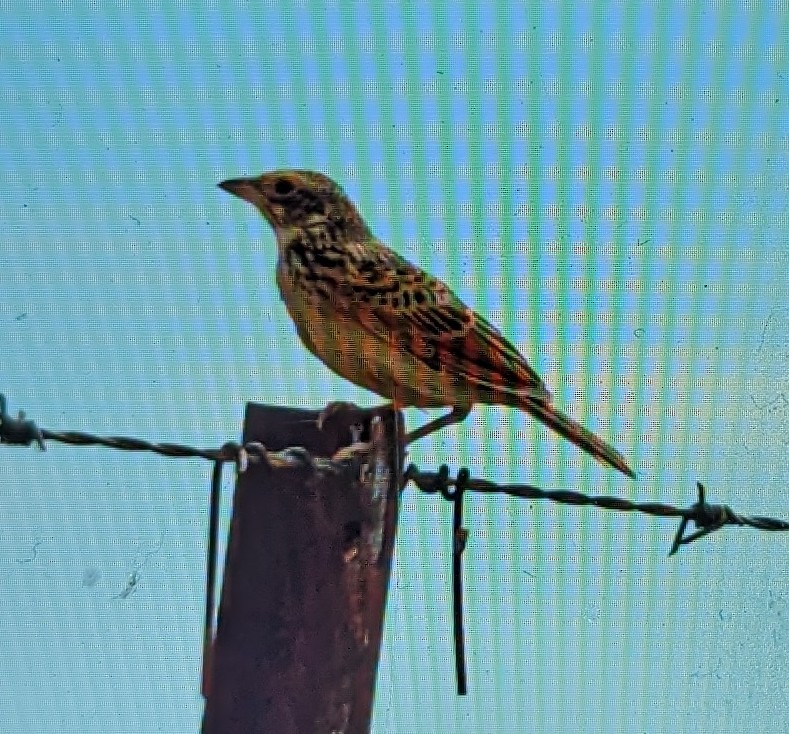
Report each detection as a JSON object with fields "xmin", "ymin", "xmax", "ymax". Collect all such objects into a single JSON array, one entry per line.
[{"xmin": 218, "ymin": 169, "xmax": 369, "ymax": 238}]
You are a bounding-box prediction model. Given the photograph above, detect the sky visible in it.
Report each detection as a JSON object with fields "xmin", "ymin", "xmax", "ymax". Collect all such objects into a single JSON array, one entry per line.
[{"xmin": 0, "ymin": 1, "xmax": 787, "ymax": 732}]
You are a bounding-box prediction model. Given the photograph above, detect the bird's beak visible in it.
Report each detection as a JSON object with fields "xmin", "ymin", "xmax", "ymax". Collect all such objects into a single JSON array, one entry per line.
[{"xmin": 218, "ymin": 177, "xmax": 259, "ymax": 204}]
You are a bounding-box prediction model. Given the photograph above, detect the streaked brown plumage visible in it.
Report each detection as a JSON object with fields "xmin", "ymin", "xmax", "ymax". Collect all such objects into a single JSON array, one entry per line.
[{"xmin": 219, "ymin": 169, "xmax": 634, "ymax": 478}]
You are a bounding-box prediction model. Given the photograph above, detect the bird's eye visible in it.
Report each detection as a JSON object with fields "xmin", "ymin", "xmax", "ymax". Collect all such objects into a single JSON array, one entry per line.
[{"xmin": 273, "ymin": 179, "xmax": 294, "ymax": 196}]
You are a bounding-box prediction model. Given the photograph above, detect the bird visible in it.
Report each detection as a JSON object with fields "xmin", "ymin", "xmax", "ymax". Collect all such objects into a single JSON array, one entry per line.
[{"xmin": 218, "ymin": 169, "xmax": 634, "ymax": 478}]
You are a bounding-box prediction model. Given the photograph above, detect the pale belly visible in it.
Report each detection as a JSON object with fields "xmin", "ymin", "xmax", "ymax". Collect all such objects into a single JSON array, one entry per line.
[{"xmin": 276, "ymin": 264, "xmax": 473, "ymax": 409}]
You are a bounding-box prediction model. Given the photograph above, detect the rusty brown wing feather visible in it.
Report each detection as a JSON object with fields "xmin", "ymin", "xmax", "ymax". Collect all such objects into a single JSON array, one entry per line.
[
  {"xmin": 301, "ymin": 236, "xmax": 633, "ymax": 477},
  {"xmin": 333, "ymin": 241, "xmax": 552, "ymax": 404}
]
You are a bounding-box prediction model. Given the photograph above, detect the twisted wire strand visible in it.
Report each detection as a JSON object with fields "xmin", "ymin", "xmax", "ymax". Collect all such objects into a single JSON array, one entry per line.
[
  {"xmin": 2, "ymin": 394, "xmax": 787, "ymax": 554},
  {"xmin": 3, "ymin": 393, "xmax": 787, "ymax": 696}
]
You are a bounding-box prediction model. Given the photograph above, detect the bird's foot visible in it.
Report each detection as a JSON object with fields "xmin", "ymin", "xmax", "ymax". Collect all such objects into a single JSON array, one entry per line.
[
  {"xmin": 331, "ymin": 441, "xmax": 372, "ymax": 462},
  {"xmin": 317, "ymin": 401, "xmax": 366, "ymax": 432},
  {"xmin": 318, "ymin": 401, "xmax": 408, "ymax": 448}
]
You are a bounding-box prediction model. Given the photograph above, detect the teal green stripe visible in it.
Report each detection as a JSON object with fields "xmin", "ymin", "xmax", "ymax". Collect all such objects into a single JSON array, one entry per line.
[
  {"xmin": 556, "ymin": 3, "xmax": 573, "ymax": 483},
  {"xmin": 692, "ymin": 2, "xmax": 734, "ymax": 481},
  {"xmin": 255, "ymin": 12, "xmax": 288, "ymax": 166},
  {"xmin": 400, "ymin": 12, "xmax": 429, "ymax": 235},
  {"xmin": 585, "ymin": 7, "xmax": 603, "ymax": 458},
  {"xmin": 492, "ymin": 0, "xmax": 523, "ymax": 706},
  {"xmin": 554, "ymin": 1, "xmax": 575, "ymax": 705},
  {"xmin": 369, "ymin": 5, "xmax": 403, "ymax": 249},
  {"xmin": 429, "ymin": 0, "xmax": 463, "ymax": 477},
  {"xmin": 523, "ymin": 9, "xmax": 547, "ymax": 487},
  {"xmin": 521, "ymin": 4, "xmax": 548, "ymax": 723},
  {"xmin": 612, "ymin": 8, "xmax": 638, "ymax": 471},
  {"xmin": 493, "ymin": 1, "xmax": 518, "ymax": 472},
  {"xmin": 279, "ymin": 7, "xmax": 317, "ymax": 164},
  {"xmin": 336, "ymin": 3, "xmax": 373, "ymax": 198},
  {"xmin": 430, "ymin": 1, "xmax": 460, "ymax": 301},
  {"xmin": 611, "ymin": 0, "xmax": 647, "ymax": 696},
  {"xmin": 636, "ymin": 8, "xmax": 668, "ymax": 476},
  {"xmin": 398, "ymin": 5, "xmax": 438, "ymax": 703},
  {"xmin": 667, "ymin": 3, "xmax": 703, "ymax": 480},
  {"xmin": 461, "ymin": 2, "xmax": 487, "ymax": 475},
  {"xmin": 309, "ymin": 6, "xmax": 344, "ymax": 176}
]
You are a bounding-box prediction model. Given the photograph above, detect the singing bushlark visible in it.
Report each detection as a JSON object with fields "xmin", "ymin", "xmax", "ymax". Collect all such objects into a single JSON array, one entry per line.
[{"xmin": 219, "ymin": 170, "xmax": 634, "ymax": 478}]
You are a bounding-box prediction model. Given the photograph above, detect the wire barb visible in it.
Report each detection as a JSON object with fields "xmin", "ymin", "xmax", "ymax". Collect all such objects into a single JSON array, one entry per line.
[
  {"xmin": 0, "ymin": 394, "xmax": 45, "ymax": 450},
  {"xmin": 667, "ymin": 482, "xmax": 789, "ymax": 555},
  {"xmin": 4, "ymin": 394, "xmax": 788, "ymax": 698},
  {"xmin": 404, "ymin": 464, "xmax": 789, "ymax": 555}
]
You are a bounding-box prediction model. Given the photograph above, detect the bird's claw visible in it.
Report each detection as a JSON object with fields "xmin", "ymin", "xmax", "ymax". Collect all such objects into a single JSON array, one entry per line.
[
  {"xmin": 331, "ymin": 441, "xmax": 372, "ymax": 462},
  {"xmin": 316, "ymin": 401, "xmax": 364, "ymax": 431}
]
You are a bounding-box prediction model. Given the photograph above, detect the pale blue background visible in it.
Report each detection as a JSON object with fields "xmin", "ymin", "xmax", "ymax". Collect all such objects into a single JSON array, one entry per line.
[{"xmin": 1, "ymin": 1, "xmax": 787, "ymax": 732}]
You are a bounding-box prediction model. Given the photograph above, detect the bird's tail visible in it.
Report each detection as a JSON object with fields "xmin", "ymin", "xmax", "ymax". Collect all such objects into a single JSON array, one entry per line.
[{"xmin": 520, "ymin": 399, "xmax": 635, "ymax": 479}]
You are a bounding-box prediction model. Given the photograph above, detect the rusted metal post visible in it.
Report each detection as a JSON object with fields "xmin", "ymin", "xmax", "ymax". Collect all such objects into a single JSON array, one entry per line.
[{"xmin": 201, "ymin": 403, "xmax": 402, "ymax": 734}]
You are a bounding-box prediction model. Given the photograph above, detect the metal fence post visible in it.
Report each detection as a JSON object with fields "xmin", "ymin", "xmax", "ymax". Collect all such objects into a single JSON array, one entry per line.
[{"xmin": 201, "ymin": 403, "xmax": 402, "ymax": 734}]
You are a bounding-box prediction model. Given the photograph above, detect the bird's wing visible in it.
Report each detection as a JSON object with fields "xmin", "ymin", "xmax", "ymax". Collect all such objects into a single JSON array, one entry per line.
[{"xmin": 335, "ymin": 242, "xmax": 552, "ymax": 402}]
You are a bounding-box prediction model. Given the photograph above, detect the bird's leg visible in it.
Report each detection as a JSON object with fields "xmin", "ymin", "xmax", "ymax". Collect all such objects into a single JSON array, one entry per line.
[{"xmin": 405, "ymin": 406, "xmax": 472, "ymax": 445}]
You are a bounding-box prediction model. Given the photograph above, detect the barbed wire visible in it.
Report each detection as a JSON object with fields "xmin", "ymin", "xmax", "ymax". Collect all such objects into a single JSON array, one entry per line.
[
  {"xmin": 0, "ymin": 392, "xmax": 357, "ymax": 698},
  {"xmin": 0, "ymin": 394, "xmax": 347, "ymax": 472},
  {"xmin": 3, "ymin": 392, "xmax": 788, "ymax": 557},
  {"xmin": 3, "ymin": 393, "xmax": 787, "ymax": 697},
  {"xmin": 404, "ymin": 464, "xmax": 789, "ymax": 554}
]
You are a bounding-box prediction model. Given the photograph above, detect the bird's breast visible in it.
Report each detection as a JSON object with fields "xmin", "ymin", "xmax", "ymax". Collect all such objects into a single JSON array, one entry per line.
[{"xmin": 273, "ymin": 256, "xmax": 468, "ymax": 407}]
